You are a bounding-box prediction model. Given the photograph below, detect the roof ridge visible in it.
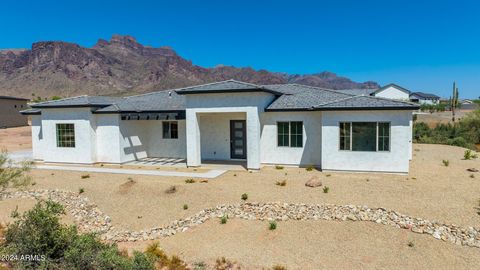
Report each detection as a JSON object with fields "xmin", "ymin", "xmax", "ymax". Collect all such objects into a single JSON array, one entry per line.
[
  {"xmin": 314, "ymin": 95, "xmax": 358, "ymax": 108},
  {"xmin": 360, "ymin": 94, "xmax": 419, "ymax": 106},
  {"xmin": 287, "ymin": 83, "xmax": 358, "ymax": 97},
  {"xmin": 32, "ymin": 95, "xmax": 88, "ymax": 106},
  {"xmin": 176, "ymin": 79, "xmax": 262, "ymax": 92}
]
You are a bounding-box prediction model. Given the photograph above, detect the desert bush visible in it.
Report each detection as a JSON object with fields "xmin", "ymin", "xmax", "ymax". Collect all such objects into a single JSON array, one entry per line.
[
  {"xmin": 166, "ymin": 185, "xmax": 177, "ymax": 194},
  {"xmin": 464, "ymin": 149, "xmax": 478, "ymax": 160},
  {"xmin": 220, "ymin": 215, "xmax": 228, "ymax": 224},
  {"xmin": 185, "ymin": 178, "xmax": 196, "ymax": 184},
  {"xmin": 323, "ymin": 186, "xmax": 330, "ymax": 193},
  {"xmin": 81, "ymin": 174, "xmax": 90, "ymax": 179},
  {"xmin": 183, "ymin": 204, "xmax": 188, "ymax": 210},
  {"xmin": 269, "ymin": 221, "xmax": 277, "ymax": 230},
  {"xmin": 78, "ymin": 187, "xmax": 85, "ymax": 194},
  {"xmin": 0, "ymin": 150, "xmax": 32, "ymax": 194},
  {"xmin": 305, "ymin": 165, "xmax": 315, "ymax": 171},
  {"xmin": 470, "ymin": 174, "xmax": 475, "ymax": 178},
  {"xmin": 193, "ymin": 261, "xmax": 207, "ymax": 270},
  {"xmin": 442, "ymin": 160, "xmax": 450, "ymax": 167},
  {"xmin": 275, "ymin": 165, "xmax": 284, "ymax": 170},
  {"xmin": 272, "ymin": 265, "xmax": 287, "ymax": 270},
  {"xmin": 408, "ymin": 241, "xmax": 415, "ymax": 247},
  {"xmin": 145, "ymin": 242, "xmax": 188, "ymax": 270},
  {"xmin": 275, "ymin": 180, "xmax": 287, "ymax": 186},
  {"xmin": 214, "ymin": 257, "xmax": 240, "ymax": 270},
  {"xmin": 241, "ymin": 193, "xmax": 248, "ymax": 201}
]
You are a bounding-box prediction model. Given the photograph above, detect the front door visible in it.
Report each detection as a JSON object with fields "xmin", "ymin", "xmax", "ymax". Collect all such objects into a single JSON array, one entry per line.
[{"xmin": 230, "ymin": 120, "xmax": 247, "ymax": 159}]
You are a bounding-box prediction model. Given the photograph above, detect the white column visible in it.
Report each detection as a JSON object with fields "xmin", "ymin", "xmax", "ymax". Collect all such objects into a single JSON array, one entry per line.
[
  {"xmin": 246, "ymin": 108, "xmax": 261, "ymax": 170},
  {"xmin": 186, "ymin": 109, "xmax": 201, "ymax": 167}
]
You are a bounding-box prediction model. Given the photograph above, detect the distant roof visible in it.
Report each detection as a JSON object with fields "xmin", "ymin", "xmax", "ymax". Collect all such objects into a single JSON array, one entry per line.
[
  {"xmin": 19, "ymin": 108, "xmax": 41, "ymax": 115},
  {"xmin": 175, "ymin": 79, "xmax": 283, "ymax": 95},
  {"xmin": 373, "ymin": 83, "xmax": 411, "ymax": 95},
  {"xmin": 410, "ymin": 92, "xmax": 440, "ymax": 100},
  {"xmin": 0, "ymin": 95, "xmax": 29, "ymax": 101},
  {"xmin": 264, "ymin": 84, "xmax": 418, "ymax": 111},
  {"xmin": 30, "ymin": 96, "xmax": 122, "ymax": 108},
  {"xmin": 331, "ymin": 88, "xmax": 377, "ymax": 96}
]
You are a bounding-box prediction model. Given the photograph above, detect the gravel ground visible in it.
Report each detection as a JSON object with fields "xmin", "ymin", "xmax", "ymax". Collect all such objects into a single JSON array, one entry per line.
[{"xmin": 0, "ymin": 143, "xmax": 479, "ymax": 269}]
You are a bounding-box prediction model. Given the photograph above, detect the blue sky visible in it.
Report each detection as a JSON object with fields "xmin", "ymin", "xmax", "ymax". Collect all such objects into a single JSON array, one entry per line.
[{"xmin": 1, "ymin": 0, "xmax": 479, "ymax": 98}]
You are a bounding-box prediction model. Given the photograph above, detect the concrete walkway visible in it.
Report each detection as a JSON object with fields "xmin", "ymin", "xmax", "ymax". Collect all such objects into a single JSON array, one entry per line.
[
  {"xmin": 8, "ymin": 150, "xmax": 226, "ymax": 179},
  {"xmin": 34, "ymin": 165, "xmax": 227, "ymax": 178}
]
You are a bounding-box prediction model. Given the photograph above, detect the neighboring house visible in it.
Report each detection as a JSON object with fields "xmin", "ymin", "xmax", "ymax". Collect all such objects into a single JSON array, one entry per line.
[
  {"xmin": 22, "ymin": 80, "xmax": 419, "ymax": 173},
  {"xmin": 371, "ymin": 84, "xmax": 411, "ymax": 100},
  {"xmin": 0, "ymin": 96, "xmax": 29, "ymax": 128},
  {"xmin": 335, "ymin": 83, "xmax": 410, "ymax": 101},
  {"xmin": 409, "ymin": 92, "xmax": 441, "ymax": 104}
]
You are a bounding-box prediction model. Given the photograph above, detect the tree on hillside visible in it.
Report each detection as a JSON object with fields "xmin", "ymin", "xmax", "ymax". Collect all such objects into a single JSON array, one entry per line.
[{"xmin": 0, "ymin": 151, "xmax": 32, "ymax": 194}]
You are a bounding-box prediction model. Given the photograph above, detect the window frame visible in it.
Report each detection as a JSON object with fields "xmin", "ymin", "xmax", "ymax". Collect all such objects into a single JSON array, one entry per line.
[
  {"xmin": 56, "ymin": 123, "xmax": 75, "ymax": 148},
  {"xmin": 338, "ymin": 121, "xmax": 391, "ymax": 152},
  {"xmin": 276, "ymin": 121, "xmax": 304, "ymax": 148},
  {"xmin": 162, "ymin": 121, "xmax": 178, "ymax": 139}
]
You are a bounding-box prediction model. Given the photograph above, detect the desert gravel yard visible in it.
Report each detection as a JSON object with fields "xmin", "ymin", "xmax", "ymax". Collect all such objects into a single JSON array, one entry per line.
[{"xmin": 1, "ymin": 143, "xmax": 480, "ymax": 269}]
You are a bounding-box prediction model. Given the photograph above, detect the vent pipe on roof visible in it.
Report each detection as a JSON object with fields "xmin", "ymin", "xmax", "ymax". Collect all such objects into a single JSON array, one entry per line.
[{"xmin": 168, "ymin": 91, "xmax": 172, "ymax": 97}]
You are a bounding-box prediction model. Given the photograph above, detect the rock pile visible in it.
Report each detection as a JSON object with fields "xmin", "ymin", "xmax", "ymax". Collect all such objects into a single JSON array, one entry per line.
[{"xmin": 2, "ymin": 190, "xmax": 479, "ymax": 248}]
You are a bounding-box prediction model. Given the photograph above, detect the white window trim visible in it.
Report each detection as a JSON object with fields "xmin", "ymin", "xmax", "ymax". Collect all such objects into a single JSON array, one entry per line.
[
  {"xmin": 338, "ymin": 121, "xmax": 391, "ymax": 152},
  {"xmin": 162, "ymin": 121, "xmax": 178, "ymax": 139},
  {"xmin": 276, "ymin": 121, "xmax": 303, "ymax": 148}
]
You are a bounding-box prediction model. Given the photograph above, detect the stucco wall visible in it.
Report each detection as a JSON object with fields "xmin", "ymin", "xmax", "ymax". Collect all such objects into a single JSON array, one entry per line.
[
  {"xmin": 31, "ymin": 115, "xmax": 44, "ymax": 160},
  {"xmin": 260, "ymin": 111, "xmax": 322, "ymax": 166},
  {"xmin": 321, "ymin": 110, "xmax": 413, "ymax": 173},
  {"xmin": 96, "ymin": 114, "xmax": 122, "ymax": 163},
  {"xmin": 374, "ymin": 86, "xmax": 410, "ymax": 100},
  {"xmin": 199, "ymin": 112, "xmax": 246, "ymax": 160},
  {"xmin": 40, "ymin": 108, "xmax": 97, "ymax": 164},
  {"xmin": 148, "ymin": 120, "xmax": 186, "ymax": 159},
  {"xmin": 0, "ymin": 99, "xmax": 28, "ymax": 128}
]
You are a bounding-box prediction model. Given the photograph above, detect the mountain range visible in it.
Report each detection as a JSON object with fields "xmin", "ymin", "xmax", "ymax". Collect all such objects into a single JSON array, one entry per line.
[{"xmin": 0, "ymin": 35, "xmax": 379, "ymax": 99}]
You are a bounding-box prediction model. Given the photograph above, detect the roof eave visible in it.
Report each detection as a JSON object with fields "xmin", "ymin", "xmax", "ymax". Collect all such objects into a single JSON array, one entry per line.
[
  {"xmin": 266, "ymin": 106, "xmax": 419, "ymax": 112},
  {"xmin": 93, "ymin": 109, "xmax": 186, "ymax": 114},
  {"xmin": 175, "ymin": 88, "xmax": 283, "ymax": 96}
]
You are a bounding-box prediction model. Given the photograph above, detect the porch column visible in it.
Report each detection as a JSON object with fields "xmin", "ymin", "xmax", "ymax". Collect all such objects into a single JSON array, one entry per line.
[
  {"xmin": 246, "ymin": 108, "xmax": 261, "ymax": 170},
  {"xmin": 186, "ymin": 109, "xmax": 201, "ymax": 167}
]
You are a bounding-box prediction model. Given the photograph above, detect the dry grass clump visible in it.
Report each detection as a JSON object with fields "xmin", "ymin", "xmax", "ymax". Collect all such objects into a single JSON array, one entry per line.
[
  {"xmin": 145, "ymin": 242, "xmax": 188, "ymax": 270},
  {"xmin": 442, "ymin": 160, "xmax": 450, "ymax": 166},
  {"xmin": 81, "ymin": 174, "xmax": 90, "ymax": 179},
  {"xmin": 214, "ymin": 257, "xmax": 241, "ymax": 270},
  {"xmin": 271, "ymin": 265, "xmax": 287, "ymax": 270},
  {"xmin": 185, "ymin": 178, "xmax": 196, "ymax": 184},
  {"xmin": 165, "ymin": 185, "xmax": 177, "ymax": 194},
  {"xmin": 275, "ymin": 165, "xmax": 284, "ymax": 170},
  {"xmin": 305, "ymin": 165, "xmax": 315, "ymax": 171},
  {"xmin": 275, "ymin": 180, "xmax": 287, "ymax": 186}
]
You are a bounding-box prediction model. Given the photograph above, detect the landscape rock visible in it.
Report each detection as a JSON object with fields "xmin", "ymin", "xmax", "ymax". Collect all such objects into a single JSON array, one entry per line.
[
  {"xmin": 467, "ymin": 168, "xmax": 479, "ymax": 172},
  {"xmin": 305, "ymin": 176, "xmax": 322, "ymax": 187}
]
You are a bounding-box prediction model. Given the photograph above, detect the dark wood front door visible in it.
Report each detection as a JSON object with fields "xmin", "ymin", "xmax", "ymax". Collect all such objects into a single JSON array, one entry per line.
[{"xmin": 230, "ymin": 120, "xmax": 247, "ymax": 159}]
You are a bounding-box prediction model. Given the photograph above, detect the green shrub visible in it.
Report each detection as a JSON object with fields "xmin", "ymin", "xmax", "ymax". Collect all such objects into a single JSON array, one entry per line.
[
  {"xmin": 183, "ymin": 204, "xmax": 188, "ymax": 210},
  {"xmin": 275, "ymin": 165, "xmax": 284, "ymax": 170},
  {"xmin": 272, "ymin": 265, "xmax": 287, "ymax": 270},
  {"xmin": 323, "ymin": 186, "xmax": 330, "ymax": 193},
  {"xmin": 185, "ymin": 178, "xmax": 196, "ymax": 184},
  {"xmin": 470, "ymin": 174, "xmax": 475, "ymax": 178},
  {"xmin": 79, "ymin": 187, "xmax": 85, "ymax": 194},
  {"xmin": 464, "ymin": 149, "xmax": 478, "ymax": 160},
  {"xmin": 408, "ymin": 241, "xmax": 415, "ymax": 247},
  {"xmin": 220, "ymin": 215, "xmax": 228, "ymax": 224},
  {"xmin": 305, "ymin": 165, "xmax": 315, "ymax": 171},
  {"xmin": 0, "ymin": 150, "xmax": 32, "ymax": 194},
  {"xmin": 165, "ymin": 185, "xmax": 177, "ymax": 194},
  {"xmin": 269, "ymin": 221, "xmax": 277, "ymax": 230},
  {"xmin": 241, "ymin": 193, "xmax": 248, "ymax": 201},
  {"xmin": 442, "ymin": 160, "xmax": 450, "ymax": 167},
  {"xmin": 81, "ymin": 174, "xmax": 90, "ymax": 179}
]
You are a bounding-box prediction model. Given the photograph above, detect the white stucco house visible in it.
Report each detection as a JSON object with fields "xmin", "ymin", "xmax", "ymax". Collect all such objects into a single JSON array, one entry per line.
[
  {"xmin": 409, "ymin": 92, "xmax": 441, "ymax": 104},
  {"xmin": 22, "ymin": 80, "xmax": 419, "ymax": 173},
  {"xmin": 336, "ymin": 83, "xmax": 411, "ymax": 101}
]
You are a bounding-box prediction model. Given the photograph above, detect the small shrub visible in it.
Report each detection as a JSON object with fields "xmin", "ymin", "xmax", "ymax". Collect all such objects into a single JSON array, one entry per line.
[
  {"xmin": 165, "ymin": 185, "xmax": 177, "ymax": 194},
  {"xmin": 323, "ymin": 186, "xmax": 329, "ymax": 193},
  {"xmin": 269, "ymin": 221, "xmax": 277, "ymax": 230},
  {"xmin": 193, "ymin": 261, "xmax": 207, "ymax": 270},
  {"xmin": 408, "ymin": 241, "xmax": 415, "ymax": 247},
  {"xmin": 272, "ymin": 265, "xmax": 287, "ymax": 270},
  {"xmin": 127, "ymin": 177, "xmax": 134, "ymax": 182},
  {"xmin": 214, "ymin": 257, "xmax": 240, "ymax": 270},
  {"xmin": 220, "ymin": 215, "xmax": 228, "ymax": 224},
  {"xmin": 81, "ymin": 174, "xmax": 90, "ymax": 179},
  {"xmin": 275, "ymin": 180, "xmax": 287, "ymax": 186},
  {"xmin": 275, "ymin": 165, "xmax": 284, "ymax": 170},
  {"xmin": 442, "ymin": 160, "xmax": 450, "ymax": 167},
  {"xmin": 470, "ymin": 174, "xmax": 475, "ymax": 178},
  {"xmin": 326, "ymin": 174, "xmax": 331, "ymax": 177},
  {"xmin": 305, "ymin": 165, "xmax": 315, "ymax": 171},
  {"xmin": 185, "ymin": 178, "xmax": 196, "ymax": 184},
  {"xmin": 241, "ymin": 193, "xmax": 248, "ymax": 201},
  {"xmin": 233, "ymin": 173, "xmax": 237, "ymax": 177},
  {"xmin": 183, "ymin": 204, "xmax": 188, "ymax": 210},
  {"xmin": 464, "ymin": 149, "xmax": 478, "ymax": 160},
  {"xmin": 79, "ymin": 188, "xmax": 85, "ymax": 194}
]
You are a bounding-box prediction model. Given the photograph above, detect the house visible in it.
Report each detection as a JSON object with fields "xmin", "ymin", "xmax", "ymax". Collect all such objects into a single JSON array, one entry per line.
[
  {"xmin": 409, "ymin": 92, "xmax": 440, "ymax": 104},
  {"xmin": 21, "ymin": 80, "xmax": 419, "ymax": 173},
  {"xmin": 0, "ymin": 96, "xmax": 29, "ymax": 128},
  {"xmin": 335, "ymin": 83, "xmax": 410, "ymax": 101}
]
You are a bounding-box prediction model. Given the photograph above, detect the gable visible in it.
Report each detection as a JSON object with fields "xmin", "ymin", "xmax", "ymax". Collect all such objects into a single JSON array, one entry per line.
[{"xmin": 373, "ymin": 85, "xmax": 410, "ymax": 100}]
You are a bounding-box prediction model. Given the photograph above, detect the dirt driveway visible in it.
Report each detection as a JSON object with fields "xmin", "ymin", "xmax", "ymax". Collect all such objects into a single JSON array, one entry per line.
[{"xmin": 0, "ymin": 126, "xmax": 31, "ymax": 151}]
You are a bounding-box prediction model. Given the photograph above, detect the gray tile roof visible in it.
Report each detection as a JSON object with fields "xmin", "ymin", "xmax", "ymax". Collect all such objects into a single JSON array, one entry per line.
[
  {"xmin": 410, "ymin": 92, "xmax": 440, "ymax": 100},
  {"xmin": 19, "ymin": 108, "xmax": 41, "ymax": 115},
  {"xmin": 95, "ymin": 90, "xmax": 185, "ymax": 113},
  {"xmin": 175, "ymin": 79, "xmax": 283, "ymax": 95},
  {"xmin": 264, "ymin": 84, "xmax": 419, "ymax": 111},
  {"xmin": 373, "ymin": 83, "xmax": 411, "ymax": 95},
  {"xmin": 331, "ymin": 88, "xmax": 377, "ymax": 96},
  {"xmin": 0, "ymin": 96, "xmax": 29, "ymax": 101},
  {"xmin": 31, "ymin": 96, "xmax": 121, "ymax": 108}
]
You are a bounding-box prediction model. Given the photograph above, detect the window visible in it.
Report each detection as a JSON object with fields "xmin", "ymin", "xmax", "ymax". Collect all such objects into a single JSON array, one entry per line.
[
  {"xmin": 277, "ymin": 121, "xmax": 303, "ymax": 147},
  {"xmin": 163, "ymin": 121, "xmax": 178, "ymax": 139},
  {"xmin": 56, "ymin": 124, "xmax": 75, "ymax": 148},
  {"xmin": 339, "ymin": 122, "xmax": 390, "ymax": 152},
  {"xmin": 378, "ymin": 122, "xmax": 390, "ymax": 151}
]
